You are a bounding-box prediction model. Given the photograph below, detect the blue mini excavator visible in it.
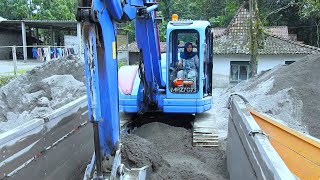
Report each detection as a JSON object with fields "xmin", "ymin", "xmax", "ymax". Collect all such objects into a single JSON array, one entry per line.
[{"xmin": 77, "ymin": 0, "xmax": 215, "ymax": 178}]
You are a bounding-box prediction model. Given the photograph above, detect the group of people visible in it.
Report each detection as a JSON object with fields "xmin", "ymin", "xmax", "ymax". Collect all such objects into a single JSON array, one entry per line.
[{"xmin": 31, "ymin": 47, "xmax": 76, "ymax": 62}]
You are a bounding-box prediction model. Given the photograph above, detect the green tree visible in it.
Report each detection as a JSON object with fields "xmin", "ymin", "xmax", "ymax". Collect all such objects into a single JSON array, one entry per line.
[
  {"xmin": 257, "ymin": 0, "xmax": 320, "ymax": 47},
  {"xmin": 0, "ymin": 0, "xmax": 30, "ymax": 19},
  {"xmin": 299, "ymin": 0, "xmax": 320, "ymax": 47},
  {"xmin": 30, "ymin": 0, "xmax": 76, "ymax": 20},
  {"xmin": 299, "ymin": 0, "xmax": 320, "ymax": 18},
  {"xmin": 209, "ymin": 0, "xmax": 240, "ymax": 27},
  {"xmin": 0, "ymin": 0, "xmax": 76, "ymax": 20}
]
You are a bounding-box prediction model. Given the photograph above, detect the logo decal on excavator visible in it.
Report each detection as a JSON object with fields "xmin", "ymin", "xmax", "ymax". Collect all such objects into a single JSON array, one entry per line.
[
  {"xmin": 112, "ymin": 42, "xmax": 116, "ymax": 59},
  {"xmin": 170, "ymin": 87, "xmax": 197, "ymax": 93}
]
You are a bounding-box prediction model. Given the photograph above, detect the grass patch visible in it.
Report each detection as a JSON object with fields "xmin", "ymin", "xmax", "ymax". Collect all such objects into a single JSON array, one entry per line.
[
  {"xmin": 16, "ymin": 69, "xmax": 27, "ymax": 74},
  {"xmin": 0, "ymin": 75, "xmax": 15, "ymax": 87},
  {"xmin": 118, "ymin": 60, "xmax": 127, "ymax": 69},
  {"xmin": 0, "ymin": 69, "xmax": 27, "ymax": 87}
]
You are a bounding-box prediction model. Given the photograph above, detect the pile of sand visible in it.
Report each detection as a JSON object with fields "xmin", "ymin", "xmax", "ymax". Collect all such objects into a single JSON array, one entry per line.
[
  {"xmin": 0, "ymin": 56, "xmax": 86, "ymax": 133},
  {"xmin": 121, "ymin": 122, "xmax": 229, "ymax": 179},
  {"xmin": 213, "ymin": 54, "xmax": 320, "ymax": 138}
]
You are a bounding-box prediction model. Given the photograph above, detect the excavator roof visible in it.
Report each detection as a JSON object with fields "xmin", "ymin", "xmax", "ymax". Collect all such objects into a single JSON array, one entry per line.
[{"xmin": 167, "ymin": 20, "xmax": 210, "ymax": 31}]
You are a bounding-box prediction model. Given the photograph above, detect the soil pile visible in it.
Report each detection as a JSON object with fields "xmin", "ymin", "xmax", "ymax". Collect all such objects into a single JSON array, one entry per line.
[
  {"xmin": 213, "ymin": 54, "xmax": 320, "ymax": 138},
  {"xmin": 121, "ymin": 122, "xmax": 229, "ymax": 180},
  {"xmin": 0, "ymin": 56, "xmax": 86, "ymax": 133}
]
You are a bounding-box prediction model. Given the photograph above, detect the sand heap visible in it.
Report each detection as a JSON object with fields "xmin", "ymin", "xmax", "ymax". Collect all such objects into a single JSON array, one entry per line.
[
  {"xmin": 213, "ymin": 54, "xmax": 320, "ymax": 138},
  {"xmin": 121, "ymin": 122, "xmax": 229, "ymax": 179},
  {"xmin": 0, "ymin": 56, "xmax": 86, "ymax": 133}
]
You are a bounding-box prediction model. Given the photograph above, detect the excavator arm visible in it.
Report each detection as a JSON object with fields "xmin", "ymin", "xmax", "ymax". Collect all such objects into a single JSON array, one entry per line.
[{"xmin": 76, "ymin": 0, "xmax": 162, "ymax": 178}]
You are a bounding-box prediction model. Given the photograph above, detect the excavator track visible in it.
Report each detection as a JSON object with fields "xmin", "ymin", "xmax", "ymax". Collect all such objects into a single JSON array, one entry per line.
[{"xmin": 192, "ymin": 111, "xmax": 219, "ymax": 147}]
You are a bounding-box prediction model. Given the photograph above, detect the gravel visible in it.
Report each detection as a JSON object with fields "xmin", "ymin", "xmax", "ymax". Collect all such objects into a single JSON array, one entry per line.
[
  {"xmin": 213, "ymin": 54, "xmax": 320, "ymax": 139},
  {"xmin": 0, "ymin": 56, "xmax": 86, "ymax": 133}
]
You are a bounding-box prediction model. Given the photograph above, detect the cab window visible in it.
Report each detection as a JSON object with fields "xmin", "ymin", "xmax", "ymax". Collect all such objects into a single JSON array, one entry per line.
[{"xmin": 168, "ymin": 30, "xmax": 199, "ymax": 94}]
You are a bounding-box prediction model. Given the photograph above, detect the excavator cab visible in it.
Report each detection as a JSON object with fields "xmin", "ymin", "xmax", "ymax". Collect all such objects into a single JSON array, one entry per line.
[
  {"xmin": 119, "ymin": 19, "xmax": 213, "ymax": 114},
  {"xmin": 164, "ymin": 20, "xmax": 213, "ymax": 113}
]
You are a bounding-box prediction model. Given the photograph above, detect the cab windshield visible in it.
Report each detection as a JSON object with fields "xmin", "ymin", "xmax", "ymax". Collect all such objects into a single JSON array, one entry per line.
[{"xmin": 168, "ymin": 30, "xmax": 199, "ymax": 94}]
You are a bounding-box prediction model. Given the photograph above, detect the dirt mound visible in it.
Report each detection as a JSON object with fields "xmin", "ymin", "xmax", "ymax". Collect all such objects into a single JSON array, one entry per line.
[
  {"xmin": 121, "ymin": 134, "xmax": 168, "ymax": 171},
  {"xmin": 269, "ymin": 55, "xmax": 320, "ymax": 138},
  {"xmin": 121, "ymin": 122, "xmax": 229, "ymax": 179},
  {"xmin": 0, "ymin": 56, "xmax": 86, "ymax": 133},
  {"xmin": 213, "ymin": 54, "xmax": 320, "ymax": 138}
]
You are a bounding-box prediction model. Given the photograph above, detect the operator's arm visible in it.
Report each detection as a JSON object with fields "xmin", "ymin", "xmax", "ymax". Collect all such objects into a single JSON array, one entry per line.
[
  {"xmin": 178, "ymin": 59, "xmax": 183, "ymax": 68},
  {"xmin": 195, "ymin": 55, "xmax": 199, "ymax": 68}
]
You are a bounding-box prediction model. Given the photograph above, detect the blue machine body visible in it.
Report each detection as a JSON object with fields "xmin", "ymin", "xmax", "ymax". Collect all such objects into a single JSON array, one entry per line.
[{"xmin": 119, "ymin": 20, "xmax": 213, "ymax": 114}]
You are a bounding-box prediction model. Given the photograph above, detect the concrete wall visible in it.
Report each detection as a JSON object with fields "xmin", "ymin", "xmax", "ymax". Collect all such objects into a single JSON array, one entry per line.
[
  {"xmin": 0, "ymin": 29, "xmax": 22, "ymax": 60},
  {"xmin": 212, "ymin": 54, "xmax": 249, "ymax": 87},
  {"xmin": 212, "ymin": 54, "xmax": 306, "ymax": 88},
  {"xmin": 257, "ymin": 54, "xmax": 305, "ymax": 72},
  {"xmin": 227, "ymin": 96, "xmax": 296, "ymax": 180},
  {"xmin": 64, "ymin": 35, "xmax": 80, "ymax": 55}
]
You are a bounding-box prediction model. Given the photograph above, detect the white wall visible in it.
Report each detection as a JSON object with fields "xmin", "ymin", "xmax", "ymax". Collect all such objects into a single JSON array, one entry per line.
[
  {"xmin": 64, "ymin": 35, "xmax": 80, "ymax": 55},
  {"xmin": 212, "ymin": 54, "xmax": 307, "ymax": 88},
  {"xmin": 258, "ymin": 54, "xmax": 305, "ymax": 72},
  {"xmin": 213, "ymin": 54, "xmax": 250, "ymax": 87}
]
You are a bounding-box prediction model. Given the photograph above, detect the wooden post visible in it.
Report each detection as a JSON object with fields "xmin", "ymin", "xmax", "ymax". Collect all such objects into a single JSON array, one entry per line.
[
  {"xmin": 12, "ymin": 46, "xmax": 17, "ymax": 76},
  {"xmin": 50, "ymin": 26, "xmax": 55, "ymax": 46},
  {"xmin": 21, "ymin": 21, "xmax": 27, "ymax": 62},
  {"xmin": 35, "ymin": 28, "xmax": 39, "ymax": 45},
  {"xmin": 48, "ymin": 46, "xmax": 51, "ymax": 61},
  {"xmin": 77, "ymin": 22, "xmax": 82, "ymax": 57}
]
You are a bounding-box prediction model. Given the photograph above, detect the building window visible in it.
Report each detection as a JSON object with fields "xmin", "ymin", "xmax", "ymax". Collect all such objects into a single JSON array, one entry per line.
[
  {"xmin": 230, "ymin": 61, "xmax": 251, "ymax": 83},
  {"xmin": 285, "ymin": 61, "xmax": 295, "ymax": 65}
]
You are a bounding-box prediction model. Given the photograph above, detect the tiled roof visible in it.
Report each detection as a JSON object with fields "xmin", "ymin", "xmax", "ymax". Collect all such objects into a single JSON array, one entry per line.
[
  {"xmin": 213, "ymin": 4, "xmax": 320, "ymax": 55},
  {"xmin": 264, "ymin": 26, "xmax": 289, "ymax": 39}
]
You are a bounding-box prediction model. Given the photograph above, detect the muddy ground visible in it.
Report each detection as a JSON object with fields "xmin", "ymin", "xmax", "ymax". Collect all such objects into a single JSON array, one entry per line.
[{"xmin": 122, "ymin": 122, "xmax": 229, "ymax": 180}]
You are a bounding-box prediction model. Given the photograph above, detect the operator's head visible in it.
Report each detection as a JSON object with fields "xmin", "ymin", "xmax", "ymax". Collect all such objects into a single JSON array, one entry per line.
[
  {"xmin": 185, "ymin": 42, "xmax": 193, "ymax": 53},
  {"xmin": 180, "ymin": 42, "xmax": 196, "ymax": 59}
]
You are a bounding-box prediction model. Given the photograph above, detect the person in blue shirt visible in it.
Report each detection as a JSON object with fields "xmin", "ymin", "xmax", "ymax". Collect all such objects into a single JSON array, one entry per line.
[{"xmin": 177, "ymin": 42, "xmax": 199, "ymax": 88}]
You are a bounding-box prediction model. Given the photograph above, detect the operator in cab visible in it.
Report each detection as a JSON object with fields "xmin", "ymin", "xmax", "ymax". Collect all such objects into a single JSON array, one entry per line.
[{"xmin": 177, "ymin": 42, "xmax": 199, "ymax": 88}]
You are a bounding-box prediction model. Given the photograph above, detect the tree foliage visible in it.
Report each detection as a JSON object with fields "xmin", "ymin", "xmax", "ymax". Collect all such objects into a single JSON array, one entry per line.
[
  {"xmin": 0, "ymin": 0, "xmax": 29, "ymax": 19},
  {"xmin": 0, "ymin": 0, "xmax": 76, "ymax": 20},
  {"xmin": 30, "ymin": 0, "xmax": 76, "ymax": 20},
  {"xmin": 159, "ymin": 0, "xmax": 240, "ymax": 27},
  {"xmin": 256, "ymin": 0, "xmax": 320, "ymax": 46},
  {"xmin": 299, "ymin": 0, "xmax": 320, "ymax": 18}
]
